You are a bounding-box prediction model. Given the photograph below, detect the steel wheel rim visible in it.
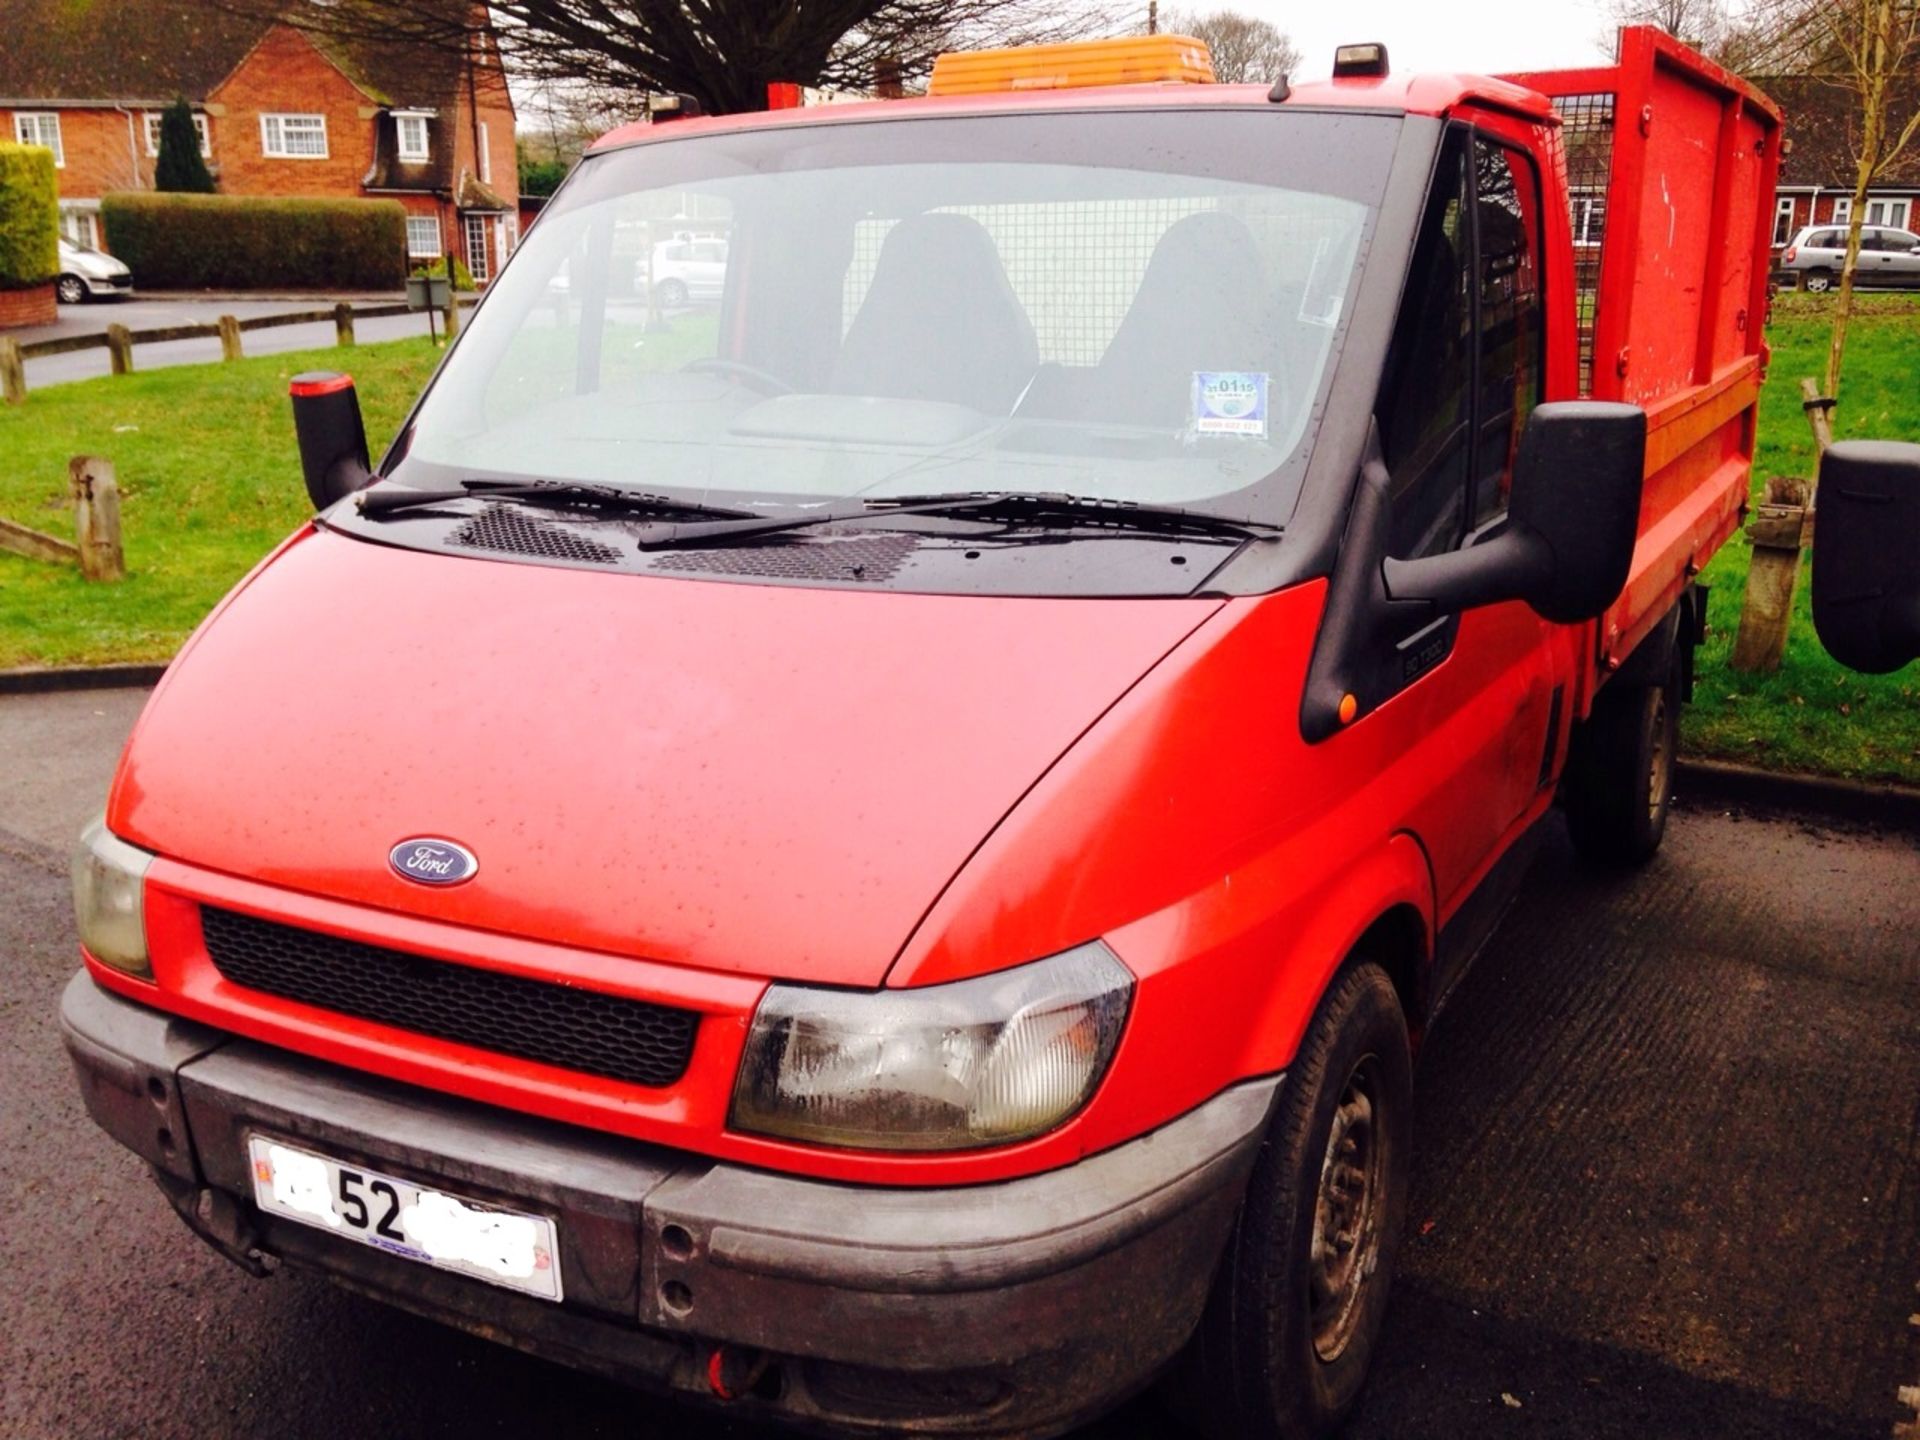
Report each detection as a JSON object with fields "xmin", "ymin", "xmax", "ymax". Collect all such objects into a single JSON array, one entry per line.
[
  {"xmin": 1308, "ymin": 1055, "xmax": 1385, "ymax": 1362},
  {"xmin": 1647, "ymin": 689, "xmax": 1672, "ymax": 821}
]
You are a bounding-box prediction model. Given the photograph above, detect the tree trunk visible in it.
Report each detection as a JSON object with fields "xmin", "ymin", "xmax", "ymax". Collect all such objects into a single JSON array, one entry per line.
[{"xmin": 1824, "ymin": 0, "xmax": 1897, "ymax": 399}]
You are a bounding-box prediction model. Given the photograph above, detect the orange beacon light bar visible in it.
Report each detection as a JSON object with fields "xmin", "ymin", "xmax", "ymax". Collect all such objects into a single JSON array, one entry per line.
[{"xmin": 927, "ymin": 35, "xmax": 1216, "ymax": 96}]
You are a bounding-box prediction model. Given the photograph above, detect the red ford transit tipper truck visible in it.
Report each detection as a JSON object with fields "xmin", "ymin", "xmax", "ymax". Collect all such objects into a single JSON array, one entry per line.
[{"xmin": 64, "ymin": 29, "xmax": 1785, "ymax": 1438}]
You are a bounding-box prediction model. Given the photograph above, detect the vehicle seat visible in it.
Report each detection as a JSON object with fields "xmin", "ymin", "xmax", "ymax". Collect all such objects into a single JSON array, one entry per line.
[
  {"xmin": 1084, "ymin": 211, "xmax": 1272, "ymax": 428},
  {"xmin": 832, "ymin": 213, "xmax": 1039, "ymax": 414}
]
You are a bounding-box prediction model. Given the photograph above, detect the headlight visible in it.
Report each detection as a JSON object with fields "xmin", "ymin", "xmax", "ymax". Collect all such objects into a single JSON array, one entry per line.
[
  {"xmin": 72, "ymin": 814, "xmax": 155, "ymax": 979},
  {"xmin": 731, "ymin": 941, "xmax": 1133, "ymax": 1151}
]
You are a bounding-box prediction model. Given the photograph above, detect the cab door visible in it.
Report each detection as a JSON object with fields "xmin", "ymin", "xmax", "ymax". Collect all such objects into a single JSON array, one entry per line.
[{"xmin": 1348, "ymin": 125, "xmax": 1560, "ymax": 928}]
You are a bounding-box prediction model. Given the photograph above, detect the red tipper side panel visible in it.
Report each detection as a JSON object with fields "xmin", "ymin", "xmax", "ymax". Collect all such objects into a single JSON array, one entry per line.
[{"xmin": 1511, "ymin": 28, "xmax": 1782, "ymax": 698}]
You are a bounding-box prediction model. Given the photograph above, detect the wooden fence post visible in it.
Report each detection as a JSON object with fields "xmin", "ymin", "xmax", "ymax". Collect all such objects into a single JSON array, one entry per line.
[
  {"xmin": 1728, "ymin": 377, "xmax": 1833, "ymax": 674},
  {"xmin": 0, "ymin": 336, "xmax": 24, "ymax": 406},
  {"xmin": 217, "ymin": 314, "xmax": 244, "ymax": 362},
  {"xmin": 69, "ymin": 456, "xmax": 125, "ymax": 582},
  {"xmin": 443, "ymin": 252, "xmax": 460, "ymax": 341},
  {"xmin": 333, "ymin": 301, "xmax": 356, "ymax": 347},
  {"xmin": 105, "ymin": 323, "xmax": 133, "ymax": 375},
  {"xmin": 1728, "ymin": 476, "xmax": 1807, "ymax": 673}
]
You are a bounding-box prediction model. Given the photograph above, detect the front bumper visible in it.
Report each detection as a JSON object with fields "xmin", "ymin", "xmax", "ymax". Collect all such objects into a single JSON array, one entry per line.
[
  {"xmin": 80, "ymin": 272, "xmax": 133, "ymax": 295},
  {"xmin": 61, "ymin": 972, "xmax": 1277, "ymax": 1437}
]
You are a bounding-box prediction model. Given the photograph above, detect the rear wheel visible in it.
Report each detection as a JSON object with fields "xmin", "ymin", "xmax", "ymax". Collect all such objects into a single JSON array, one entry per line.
[
  {"xmin": 1802, "ymin": 268, "xmax": 1833, "ymax": 294},
  {"xmin": 655, "ymin": 277, "xmax": 689, "ymax": 308},
  {"xmin": 1170, "ymin": 962, "xmax": 1412, "ymax": 1440},
  {"xmin": 1562, "ymin": 647, "xmax": 1682, "ymax": 868}
]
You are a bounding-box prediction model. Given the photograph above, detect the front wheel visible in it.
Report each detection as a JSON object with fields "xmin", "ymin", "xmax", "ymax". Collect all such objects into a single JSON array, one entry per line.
[
  {"xmin": 654, "ymin": 277, "xmax": 689, "ymax": 308},
  {"xmin": 1171, "ymin": 962, "xmax": 1412, "ymax": 1440},
  {"xmin": 55, "ymin": 274, "xmax": 88, "ymax": 305},
  {"xmin": 1802, "ymin": 268, "xmax": 1833, "ymax": 294}
]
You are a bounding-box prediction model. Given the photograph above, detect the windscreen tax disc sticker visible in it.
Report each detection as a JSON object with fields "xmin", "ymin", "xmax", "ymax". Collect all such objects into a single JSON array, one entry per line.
[{"xmin": 1192, "ymin": 372, "xmax": 1269, "ymax": 437}]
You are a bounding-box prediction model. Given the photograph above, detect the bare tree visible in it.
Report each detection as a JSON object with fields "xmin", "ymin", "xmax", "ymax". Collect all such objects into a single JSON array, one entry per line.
[
  {"xmin": 1163, "ymin": 8, "xmax": 1300, "ymax": 82},
  {"xmin": 1730, "ymin": 0, "xmax": 1920, "ymax": 397},
  {"xmin": 211, "ymin": 0, "xmax": 1122, "ymax": 117},
  {"xmin": 1596, "ymin": 0, "xmax": 1735, "ymax": 55}
]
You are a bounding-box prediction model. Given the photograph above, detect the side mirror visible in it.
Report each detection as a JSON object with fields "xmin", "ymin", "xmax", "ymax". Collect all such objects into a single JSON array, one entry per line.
[
  {"xmin": 290, "ymin": 371, "xmax": 372, "ymax": 510},
  {"xmin": 1382, "ymin": 401, "xmax": 1645, "ymax": 624},
  {"xmin": 1810, "ymin": 440, "xmax": 1920, "ymax": 672}
]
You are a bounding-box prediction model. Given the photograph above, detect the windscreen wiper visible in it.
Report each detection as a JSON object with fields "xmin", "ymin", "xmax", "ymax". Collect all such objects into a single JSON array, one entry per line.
[
  {"xmin": 632, "ymin": 491, "xmax": 1280, "ymax": 550},
  {"xmin": 354, "ymin": 477, "xmax": 757, "ymax": 521}
]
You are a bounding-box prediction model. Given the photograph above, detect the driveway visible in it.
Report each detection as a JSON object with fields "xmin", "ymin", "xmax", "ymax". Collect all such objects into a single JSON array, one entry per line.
[
  {"xmin": 16, "ymin": 296, "xmax": 451, "ymax": 388},
  {"xmin": 3, "ymin": 686, "xmax": 1917, "ymax": 1439}
]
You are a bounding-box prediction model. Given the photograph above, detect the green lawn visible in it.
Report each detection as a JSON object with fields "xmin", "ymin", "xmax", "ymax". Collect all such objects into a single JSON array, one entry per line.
[
  {"xmin": 2, "ymin": 305, "xmax": 1915, "ymax": 785},
  {"xmin": 1684, "ymin": 292, "xmax": 1920, "ymax": 786},
  {"xmin": 0, "ymin": 337, "xmax": 445, "ymax": 667}
]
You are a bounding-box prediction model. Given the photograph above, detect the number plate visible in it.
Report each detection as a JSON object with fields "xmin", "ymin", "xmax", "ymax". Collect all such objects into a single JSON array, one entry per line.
[{"xmin": 247, "ymin": 1135, "xmax": 563, "ymax": 1301}]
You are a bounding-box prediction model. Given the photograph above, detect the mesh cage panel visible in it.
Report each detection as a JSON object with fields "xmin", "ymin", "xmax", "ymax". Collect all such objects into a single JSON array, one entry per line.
[{"xmin": 1553, "ymin": 92, "xmax": 1617, "ymax": 395}]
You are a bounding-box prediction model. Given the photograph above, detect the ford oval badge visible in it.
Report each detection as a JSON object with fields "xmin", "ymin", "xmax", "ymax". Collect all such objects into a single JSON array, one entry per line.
[{"xmin": 389, "ymin": 837, "xmax": 479, "ymax": 886}]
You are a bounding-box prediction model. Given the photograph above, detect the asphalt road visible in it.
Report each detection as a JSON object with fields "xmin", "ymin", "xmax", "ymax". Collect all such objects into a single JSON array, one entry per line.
[
  {"xmin": 4, "ymin": 688, "xmax": 1918, "ymax": 1439},
  {"xmin": 17, "ymin": 297, "xmax": 447, "ymax": 388}
]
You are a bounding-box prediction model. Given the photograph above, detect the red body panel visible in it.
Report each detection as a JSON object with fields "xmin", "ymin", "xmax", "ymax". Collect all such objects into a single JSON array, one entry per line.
[{"xmin": 110, "ymin": 528, "xmax": 1219, "ymax": 990}]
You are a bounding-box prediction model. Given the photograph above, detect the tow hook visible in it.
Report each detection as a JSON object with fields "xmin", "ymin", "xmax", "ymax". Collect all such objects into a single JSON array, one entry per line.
[
  {"xmin": 152, "ymin": 1171, "xmax": 273, "ymax": 1277},
  {"xmin": 707, "ymin": 1344, "xmax": 772, "ymax": 1401}
]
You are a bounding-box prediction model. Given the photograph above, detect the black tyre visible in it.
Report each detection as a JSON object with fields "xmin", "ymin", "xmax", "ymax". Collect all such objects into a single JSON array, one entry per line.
[
  {"xmin": 1562, "ymin": 647, "xmax": 1681, "ymax": 868},
  {"xmin": 655, "ymin": 277, "xmax": 689, "ymax": 308},
  {"xmin": 1802, "ymin": 268, "xmax": 1833, "ymax": 294},
  {"xmin": 55, "ymin": 274, "xmax": 88, "ymax": 305},
  {"xmin": 1171, "ymin": 962, "xmax": 1413, "ymax": 1440}
]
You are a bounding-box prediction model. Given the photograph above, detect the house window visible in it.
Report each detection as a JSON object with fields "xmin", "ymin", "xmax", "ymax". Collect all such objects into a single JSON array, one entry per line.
[
  {"xmin": 396, "ymin": 114, "xmax": 430, "ymax": 162},
  {"xmin": 13, "ymin": 112, "xmax": 63, "ymax": 166},
  {"xmin": 407, "ymin": 216, "xmax": 442, "ymax": 258},
  {"xmin": 1866, "ymin": 197, "xmax": 1912, "ymax": 230},
  {"xmin": 465, "ymin": 213, "xmax": 491, "ymax": 283},
  {"xmin": 59, "ymin": 205, "xmax": 100, "ymax": 249},
  {"xmin": 478, "ymin": 121, "xmax": 491, "ymax": 183},
  {"xmin": 1773, "ymin": 194, "xmax": 1796, "ymax": 246},
  {"xmin": 260, "ymin": 113, "xmax": 328, "ymax": 159},
  {"xmin": 1831, "ymin": 195, "xmax": 1852, "ymax": 228},
  {"xmin": 144, "ymin": 111, "xmax": 212, "ymax": 158}
]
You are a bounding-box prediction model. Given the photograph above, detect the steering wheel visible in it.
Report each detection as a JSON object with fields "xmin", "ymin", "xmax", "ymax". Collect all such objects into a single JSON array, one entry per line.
[{"xmin": 683, "ymin": 358, "xmax": 794, "ymax": 395}]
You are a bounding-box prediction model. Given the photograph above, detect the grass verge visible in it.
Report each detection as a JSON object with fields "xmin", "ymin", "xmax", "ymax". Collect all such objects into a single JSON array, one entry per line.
[
  {"xmin": 0, "ymin": 337, "xmax": 444, "ymax": 668},
  {"xmin": 1685, "ymin": 293, "xmax": 1920, "ymax": 787}
]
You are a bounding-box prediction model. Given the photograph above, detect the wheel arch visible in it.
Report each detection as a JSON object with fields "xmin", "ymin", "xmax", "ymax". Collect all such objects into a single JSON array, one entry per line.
[{"xmin": 1237, "ymin": 830, "xmax": 1436, "ymax": 1076}]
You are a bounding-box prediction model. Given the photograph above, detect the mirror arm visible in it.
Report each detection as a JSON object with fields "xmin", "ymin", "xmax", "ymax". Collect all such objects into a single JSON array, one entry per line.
[{"xmin": 1380, "ymin": 526, "xmax": 1550, "ymax": 614}]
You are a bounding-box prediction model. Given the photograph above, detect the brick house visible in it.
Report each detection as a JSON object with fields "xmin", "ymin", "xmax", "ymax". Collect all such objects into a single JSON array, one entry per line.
[
  {"xmin": 1762, "ymin": 74, "xmax": 1920, "ymax": 252},
  {"xmin": 0, "ymin": 0, "xmax": 520, "ymax": 285}
]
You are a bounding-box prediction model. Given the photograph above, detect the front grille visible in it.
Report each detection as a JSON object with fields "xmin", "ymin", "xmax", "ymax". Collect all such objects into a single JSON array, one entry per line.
[{"xmin": 200, "ymin": 907, "xmax": 698, "ymax": 1088}]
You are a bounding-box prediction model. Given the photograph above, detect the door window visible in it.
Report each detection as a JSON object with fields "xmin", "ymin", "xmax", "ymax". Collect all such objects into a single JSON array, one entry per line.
[
  {"xmin": 1471, "ymin": 138, "xmax": 1543, "ymax": 529},
  {"xmin": 1378, "ymin": 130, "xmax": 1474, "ymax": 560},
  {"xmin": 1377, "ymin": 127, "xmax": 1543, "ymax": 558},
  {"xmin": 465, "ymin": 214, "xmax": 490, "ymax": 284}
]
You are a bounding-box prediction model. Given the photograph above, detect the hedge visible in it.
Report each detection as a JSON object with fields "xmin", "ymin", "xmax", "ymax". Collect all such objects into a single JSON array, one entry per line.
[
  {"xmin": 101, "ymin": 193, "xmax": 407, "ymax": 290},
  {"xmin": 0, "ymin": 143, "xmax": 59, "ymax": 290}
]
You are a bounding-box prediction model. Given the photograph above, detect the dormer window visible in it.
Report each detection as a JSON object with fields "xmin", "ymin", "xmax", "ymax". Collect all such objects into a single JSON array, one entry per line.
[{"xmin": 396, "ymin": 112, "xmax": 431, "ymax": 162}]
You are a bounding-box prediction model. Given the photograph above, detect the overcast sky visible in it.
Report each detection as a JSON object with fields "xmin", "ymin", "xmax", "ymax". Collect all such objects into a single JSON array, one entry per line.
[{"xmin": 1214, "ymin": 0, "xmax": 1616, "ymax": 81}]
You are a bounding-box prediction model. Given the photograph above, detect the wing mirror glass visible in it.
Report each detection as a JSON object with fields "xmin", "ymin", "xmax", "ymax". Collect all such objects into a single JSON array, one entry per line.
[
  {"xmin": 1382, "ymin": 401, "xmax": 1645, "ymax": 625},
  {"xmin": 289, "ymin": 371, "xmax": 373, "ymax": 510},
  {"xmin": 1810, "ymin": 440, "xmax": 1920, "ymax": 672}
]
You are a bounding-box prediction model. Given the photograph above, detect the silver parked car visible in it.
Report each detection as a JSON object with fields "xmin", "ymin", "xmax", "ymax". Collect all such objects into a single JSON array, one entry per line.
[
  {"xmin": 1780, "ymin": 222, "xmax": 1920, "ymax": 292},
  {"xmin": 55, "ymin": 238, "xmax": 134, "ymax": 303}
]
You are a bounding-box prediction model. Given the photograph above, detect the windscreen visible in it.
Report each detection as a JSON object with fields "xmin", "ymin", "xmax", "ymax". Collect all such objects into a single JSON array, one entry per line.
[{"xmin": 397, "ymin": 110, "xmax": 1398, "ymax": 522}]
